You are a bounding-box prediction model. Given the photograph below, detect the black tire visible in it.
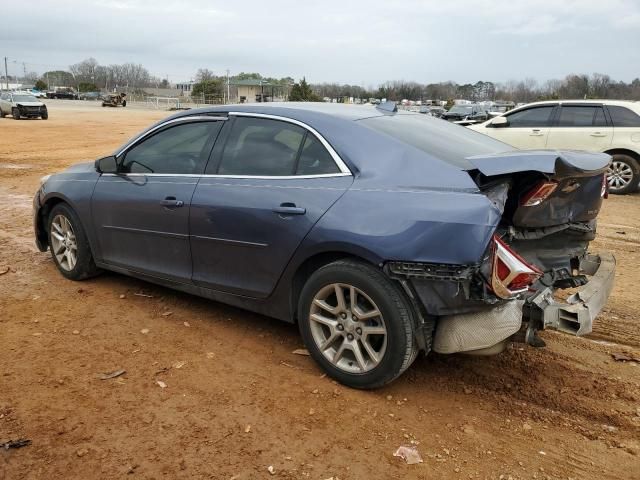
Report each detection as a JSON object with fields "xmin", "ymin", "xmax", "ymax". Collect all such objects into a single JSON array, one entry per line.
[
  {"xmin": 298, "ymin": 259, "xmax": 418, "ymax": 389},
  {"xmin": 47, "ymin": 203, "xmax": 101, "ymax": 281},
  {"xmin": 0, "ymin": 108, "xmax": 5, "ymax": 118},
  {"xmin": 122, "ymin": 100, "xmax": 127, "ymax": 107},
  {"xmin": 41, "ymin": 110, "xmax": 48, "ymax": 120},
  {"xmin": 11, "ymin": 108, "xmax": 20, "ymax": 120},
  {"xmin": 607, "ymin": 154, "xmax": 640, "ymax": 195}
]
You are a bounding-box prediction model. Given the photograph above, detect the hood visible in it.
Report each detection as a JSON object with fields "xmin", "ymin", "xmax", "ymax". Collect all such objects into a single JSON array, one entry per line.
[
  {"xmin": 465, "ymin": 150, "xmax": 610, "ymax": 177},
  {"xmin": 64, "ymin": 161, "xmax": 95, "ymax": 173},
  {"xmin": 16, "ymin": 101, "xmax": 45, "ymax": 107}
]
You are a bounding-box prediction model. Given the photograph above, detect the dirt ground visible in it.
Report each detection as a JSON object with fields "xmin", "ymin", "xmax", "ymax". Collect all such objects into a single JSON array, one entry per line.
[{"xmin": 1, "ymin": 102, "xmax": 639, "ymax": 480}]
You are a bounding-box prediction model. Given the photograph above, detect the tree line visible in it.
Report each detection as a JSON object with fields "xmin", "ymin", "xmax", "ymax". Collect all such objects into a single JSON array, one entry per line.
[
  {"xmin": 311, "ymin": 74, "xmax": 640, "ymax": 103},
  {"xmin": 16, "ymin": 57, "xmax": 640, "ymax": 103}
]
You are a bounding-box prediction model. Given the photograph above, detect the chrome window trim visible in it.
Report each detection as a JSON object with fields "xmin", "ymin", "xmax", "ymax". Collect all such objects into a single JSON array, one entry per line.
[
  {"xmin": 101, "ymin": 172, "xmax": 350, "ymax": 180},
  {"xmin": 115, "ymin": 115, "xmax": 228, "ymax": 157},
  {"xmin": 228, "ymin": 111, "xmax": 352, "ymax": 175}
]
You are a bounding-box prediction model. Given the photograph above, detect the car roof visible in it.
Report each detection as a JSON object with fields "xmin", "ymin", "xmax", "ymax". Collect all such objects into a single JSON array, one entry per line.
[
  {"xmin": 184, "ymin": 102, "xmax": 388, "ymax": 122},
  {"xmin": 514, "ymin": 99, "xmax": 640, "ymax": 108}
]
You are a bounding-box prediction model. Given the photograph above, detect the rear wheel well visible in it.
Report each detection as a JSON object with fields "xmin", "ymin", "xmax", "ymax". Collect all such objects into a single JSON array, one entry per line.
[
  {"xmin": 290, "ymin": 252, "xmax": 378, "ymax": 323},
  {"xmin": 604, "ymin": 148, "xmax": 640, "ymax": 164}
]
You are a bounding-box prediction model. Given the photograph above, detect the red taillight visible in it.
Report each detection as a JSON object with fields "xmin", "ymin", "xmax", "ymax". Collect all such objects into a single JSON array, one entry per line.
[
  {"xmin": 521, "ymin": 181, "xmax": 557, "ymax": 207},
  {"xmin": 490, "ymin": 235, "xmax": 543, "ymax": 299}
]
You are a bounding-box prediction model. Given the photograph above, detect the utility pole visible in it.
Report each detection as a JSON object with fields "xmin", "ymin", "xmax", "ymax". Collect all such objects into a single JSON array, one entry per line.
[
  {"xmin": 226, "ymin": 69, "xmax": 230, "ymax": 104},
  {"xmin": 4, "ymin": 57, "xmax": 8, "ymax": 90}
]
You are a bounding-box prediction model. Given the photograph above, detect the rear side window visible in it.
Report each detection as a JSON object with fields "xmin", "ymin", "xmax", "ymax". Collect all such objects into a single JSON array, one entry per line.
[
  {"xmin": 216, "ymin": 117, "xmax": 340, "ymax": 176},
  {"xmin": 557, "ymin": 106, "xmax": 607, "ymax": 127},
  {"xmin": 296, "ymin": 134, "xmax": 340, "ymax": 175},
  {"xmin": 218, "ymin": 117, "xmax": 305, "ymax": 176},
  {"xmin": 505, "ymin": 106, "xmax": 554, "ymax": 127},
  {"xmin": 607, "ymin": 105, "xmax": 640, "ymax": 127}
]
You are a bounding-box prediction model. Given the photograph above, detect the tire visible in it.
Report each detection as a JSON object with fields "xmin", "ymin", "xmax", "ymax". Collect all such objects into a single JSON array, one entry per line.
[
  {"xmin": 11, "ymin": 108, "xmax": 20, "ymax": 120},
  {"xmin": 47, "ymin": 203, "xmax": 101, "ymax": 281},
  {"xmin": 298, "ymin": 259, "xmax": 418, "ymax": 389},
  {"xmin": 0, "ymin": 108, "xmax": 5, "ymax": 118},
  {"xmin": 41, "ymin": 110, "xmax": 48, "ymax": 120},
  {"xmin": 122, "ymin": 100, "xmax": 127, "ymax": 107},
  {"xmin": 607, "ymin": 154, "xmax": 640, "ymax": 194}
]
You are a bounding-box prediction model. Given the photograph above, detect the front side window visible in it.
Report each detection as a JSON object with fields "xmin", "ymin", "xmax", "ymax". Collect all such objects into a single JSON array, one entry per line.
[
  {"xmin": 607, "ymin": 105, "xmax": 640, "ymax": 127},
  {"xmin": 505, "ymin": 106, "xmax": 554, "ymax": 127},
  {"xmin": 121, "ymin": 121, "xmax": 221, "ymax": 174},
  {"xmin": 557, "ymin": 106, "xmax": 607, "ymax": 127}
]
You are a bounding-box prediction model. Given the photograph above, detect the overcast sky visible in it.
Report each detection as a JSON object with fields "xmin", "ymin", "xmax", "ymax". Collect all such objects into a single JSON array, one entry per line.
[{"xmin": 3, "ymin": 0, "xmax": 640, "ymax": 86}]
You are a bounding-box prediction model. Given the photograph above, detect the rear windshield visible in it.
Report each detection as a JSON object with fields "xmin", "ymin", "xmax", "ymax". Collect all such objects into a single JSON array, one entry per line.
[{"xmin": 359, "ymin": 113, "xmax": 510, "ymax": 168}]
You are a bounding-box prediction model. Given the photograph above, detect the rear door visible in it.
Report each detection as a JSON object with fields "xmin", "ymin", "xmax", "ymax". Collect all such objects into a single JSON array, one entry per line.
[
  {"xmin": 486, "ymin": 104, "xmax": 556, "ymax": 149},
  {"xmin": 91, "ymin": 117, "xmax": 224, "ymax": 282},
  {"xmin": 190, "ymin": 114, "xmax": 352, "ymax": 298},
  {"xmin": 546, "ymin": 104, "xmax": 613, "ymax": 152}
]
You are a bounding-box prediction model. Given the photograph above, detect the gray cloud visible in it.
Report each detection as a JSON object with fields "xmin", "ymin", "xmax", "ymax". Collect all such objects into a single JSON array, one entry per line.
[{"xmin": 4, "ymin": 0, "xmax": 640, "ymax": 83}]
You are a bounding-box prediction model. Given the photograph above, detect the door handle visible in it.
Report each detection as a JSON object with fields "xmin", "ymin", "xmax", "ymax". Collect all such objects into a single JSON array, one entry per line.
[
  {"xmin": 529, "ymin": 129, "xmax": 544, "ymax": 136},
  {"xmin": 590, "ymin": 132, "xmax": 607, "ymax": 137},
  {"xmin": 160, "ymin": 196, "xmax": 184, "ymax": 208},
  {"xmin": 273, "ymin": 203, "xmax": 306, "ymax": 216}
]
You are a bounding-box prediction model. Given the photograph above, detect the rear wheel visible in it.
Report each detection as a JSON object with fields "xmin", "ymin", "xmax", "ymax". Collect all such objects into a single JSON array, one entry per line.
[
  {"xmin": 298, "ymin": 260, "xmax": 418, "ymax": 389},
  {"xmin": 47, "ymin": 203, "xmax": 101, "ymax": 280},
  {"xmin": 0, "ymin": 108, "xmax": 5, "ymax": 118},
  {"xmin": 607, "ymin": 154, "xmax": 640, "ymax": 194}
]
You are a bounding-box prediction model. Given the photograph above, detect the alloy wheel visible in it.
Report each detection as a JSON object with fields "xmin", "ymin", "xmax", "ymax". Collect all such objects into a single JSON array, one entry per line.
[
  {"xmin": 607, "ymin": 161, "xmax": 634, "ymax": 190},
  {"xmin": 50, "ymin": 214, "xmax": 78, "ymax": 271},
  {"xmin": 309, "ymin": 283, "xmax": 387, "ymax": 374}
]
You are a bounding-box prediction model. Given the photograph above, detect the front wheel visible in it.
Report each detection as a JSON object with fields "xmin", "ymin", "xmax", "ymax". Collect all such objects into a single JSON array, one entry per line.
[
  {"xmin": 298, "ymin": 260, "xmax": 418, "ymax": 389},
  {"xmin": 41, "ymin": 110, "xmax": 48, "ymax": 120},
  {"xmin": 607, "ymin": 154, "xmax": 640, "ymax": 194},
  {"xmin": 11, "ymin": 108, "xmax": 20, "ymax": 120},
  {"xmin": 47, "ymin": 203, "xmax": 101, "ymax": 280}
]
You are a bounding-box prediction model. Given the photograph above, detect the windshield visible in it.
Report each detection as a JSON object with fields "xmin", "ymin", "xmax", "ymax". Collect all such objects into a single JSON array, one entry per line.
[
  {"xmin": 449, "ymin": 105, "xmax": 473, "ymax": 114},
  {"xmin": 359, "ymin": 112, "xmax": 511, "ymax": 169},
  {"xmin": 13, "ymin": 95, "xmax": 39, "ymax": 102},
  {"xmin": 13, "ymin": 95, "xmax": 38, "ymax": 102}
]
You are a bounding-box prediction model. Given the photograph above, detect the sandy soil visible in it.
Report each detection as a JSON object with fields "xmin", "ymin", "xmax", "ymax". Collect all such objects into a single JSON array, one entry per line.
[{"xmin": 1, "ymin": 102, "xmax": 639, "ymax": 480}]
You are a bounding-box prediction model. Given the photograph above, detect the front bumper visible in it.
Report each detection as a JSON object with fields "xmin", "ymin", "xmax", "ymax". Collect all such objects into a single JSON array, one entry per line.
[{"xmin": 527, "ymin": 252, "xmax": 616, "ymax": 336}]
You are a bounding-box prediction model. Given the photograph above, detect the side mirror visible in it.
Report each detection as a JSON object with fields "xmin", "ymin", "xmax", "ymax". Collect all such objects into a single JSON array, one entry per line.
[
  {"xmin": 490, "ymin": 116, "xmax": 508, "ymax": 128},
  {"xmin": 95, "ymin": 156, "xmax": 118, "ymax": 174}
]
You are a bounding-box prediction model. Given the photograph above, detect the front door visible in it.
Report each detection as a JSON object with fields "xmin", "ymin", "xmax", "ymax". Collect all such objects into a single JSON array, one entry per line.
[
  {"xmin": 546, "ymin": 104, "xmax": 613, "ymax": 152},
  {"xmin": 486, "ymin": 104, "xmax": 556, "ymax": 149},
  {"xmin": 190, "ymin": 115, "xmax": 352, "ymax": 298},
  {"xmin": 91, "ymin": 118, "xmax": 223, "ymax": 282}
]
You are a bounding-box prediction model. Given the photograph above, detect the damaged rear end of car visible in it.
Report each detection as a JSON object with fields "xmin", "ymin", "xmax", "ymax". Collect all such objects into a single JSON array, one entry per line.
[{"xmin": 419, "ymin": 150, "xmax": 615, "ymax": 354}]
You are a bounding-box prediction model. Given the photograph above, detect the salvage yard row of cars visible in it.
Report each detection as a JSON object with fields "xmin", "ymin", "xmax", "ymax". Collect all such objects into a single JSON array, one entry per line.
[{"xmin": 34, "ymin": 102, "xmax": 617, "ymax": 388}]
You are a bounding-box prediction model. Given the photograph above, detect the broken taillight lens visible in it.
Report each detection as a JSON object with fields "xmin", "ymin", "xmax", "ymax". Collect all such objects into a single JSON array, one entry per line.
[
  {"xmin": 490, "ymin": 235, "xmax": 543, "ymax": 299},
  {"xmin": 521, "ymin": 181, "xmax": 557, "ymax": 206}
]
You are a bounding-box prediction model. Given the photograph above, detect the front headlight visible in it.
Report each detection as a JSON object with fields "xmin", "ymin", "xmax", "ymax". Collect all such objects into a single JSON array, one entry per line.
[{"xmin": 39, "ymin": 174, "xmax": 51, "ymax": 188}]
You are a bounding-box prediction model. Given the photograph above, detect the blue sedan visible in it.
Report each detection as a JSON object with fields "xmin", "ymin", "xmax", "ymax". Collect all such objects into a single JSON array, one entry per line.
[{"xmin": 33, "ymin": 102, "xmax": 615, "ymax": 388}]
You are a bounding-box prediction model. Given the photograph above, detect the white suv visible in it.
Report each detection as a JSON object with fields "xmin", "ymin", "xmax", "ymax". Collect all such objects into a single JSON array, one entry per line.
[{"xmin": 468, "ymin": 100, "xmax": 640, "ymax": 194}]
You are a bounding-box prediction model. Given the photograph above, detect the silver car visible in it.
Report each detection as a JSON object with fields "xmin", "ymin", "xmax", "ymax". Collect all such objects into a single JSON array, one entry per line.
[{"xmin": 0, "ymin": 92, "xmax": 48, "ymax": 120}]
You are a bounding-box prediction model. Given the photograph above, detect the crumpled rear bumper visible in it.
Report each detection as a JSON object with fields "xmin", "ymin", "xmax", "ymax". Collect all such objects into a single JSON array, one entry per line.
[{"xmin": 527, "ymin": 252, "xmax": 616, "ymax": 336}]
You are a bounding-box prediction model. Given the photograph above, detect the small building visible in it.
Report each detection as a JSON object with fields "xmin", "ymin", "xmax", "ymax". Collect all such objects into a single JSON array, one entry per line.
[
  {"xmin": 232, "ymin": 79, "xmax": 271, "ymax": 103},
  {"xmin": 176, "ymin": 81, "xmax": 196, "ymax": 96}
]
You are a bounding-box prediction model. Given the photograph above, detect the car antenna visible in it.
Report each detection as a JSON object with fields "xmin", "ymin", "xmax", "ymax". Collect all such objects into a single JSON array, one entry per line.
[{"xmin": 376, "ymin": 101, "xmax": 397, "ymax": 113}]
